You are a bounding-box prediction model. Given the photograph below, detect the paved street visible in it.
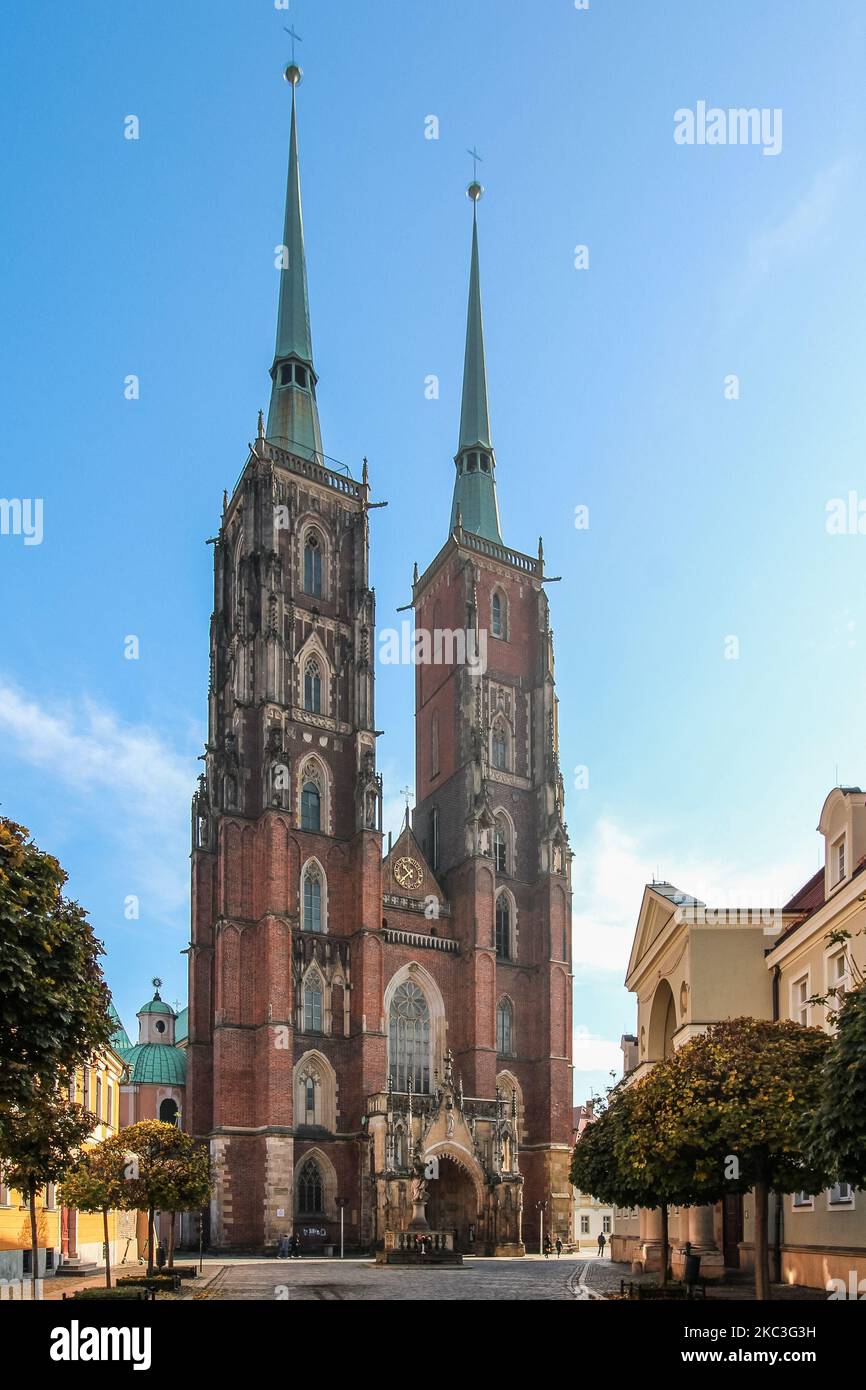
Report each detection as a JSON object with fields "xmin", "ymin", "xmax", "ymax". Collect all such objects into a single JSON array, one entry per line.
[{"xmin": 191, "ymin": 1253, "xmax": 620, "ymax": 1301}]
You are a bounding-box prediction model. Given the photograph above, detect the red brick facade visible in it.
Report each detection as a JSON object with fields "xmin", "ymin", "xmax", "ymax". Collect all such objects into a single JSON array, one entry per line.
[{"xmin": 187, "ymin": 445, "xmax": 573, "ymax": 1252}]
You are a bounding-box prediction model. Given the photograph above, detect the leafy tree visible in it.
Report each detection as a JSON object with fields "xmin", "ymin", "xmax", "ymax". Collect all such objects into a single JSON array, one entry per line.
[
  {"xmin": 106, "ymin": 1121, "xmax": 210, "ymax": 1275},
  {"xmin": 0, "ymin": 1087, "xmax": 95, "ymax": 1296},
  {"xmin": 158, "ymin": 1142, "xmax": 212, "ymax": 1267},
  {"xmin": 664, "ymin": 1018, "xmax": 831, "ymax": 1300},
  {"xmin": 60, "ymin": 1142, "xmax": 128, "ymax": 1288},
  {"xmin": 0, "ymin": 818, "xmax": 112, "ymax": 1110},
  {"xmin": 810, "ymin": 978, "xmax": 866, "ymax": 1189},
  {"xmin": 571, "ymin": 1066, "xmax": 708, "ymax": 1286}
]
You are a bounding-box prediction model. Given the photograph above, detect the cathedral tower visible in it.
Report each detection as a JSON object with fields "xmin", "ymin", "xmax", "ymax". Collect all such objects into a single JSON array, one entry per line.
[
  {"xmin": 412, "ymin": 182, "xmax": 574, "ymax": 1247},
  {"xmin": 187, "ymin": 63, "xmax": 382, "ymax": 1250}
]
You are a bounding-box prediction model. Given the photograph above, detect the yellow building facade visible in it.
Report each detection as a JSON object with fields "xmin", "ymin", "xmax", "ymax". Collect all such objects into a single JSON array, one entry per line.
[
  {"xmin": 0, "ymin": 1044, "xmax": 127, "ymax": 1283},
  {"xmin": 612, "ymin": 788, "xmax": 866, "ymax": 1292}
]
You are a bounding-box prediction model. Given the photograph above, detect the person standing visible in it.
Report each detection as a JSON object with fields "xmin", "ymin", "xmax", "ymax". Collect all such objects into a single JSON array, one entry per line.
[{"xmin": 597, "ymin": 1231, "xmax": 606, "ymax": 1258}]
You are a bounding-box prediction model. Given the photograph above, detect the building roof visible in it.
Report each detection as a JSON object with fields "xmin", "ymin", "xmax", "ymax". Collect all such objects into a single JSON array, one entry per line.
[
  {"xmin": 450, "ymin": 202, "xmax": 503, "ymax": 544},
  {"xmin": 649, "ymin": 881, "xmax": 705, "ymax": 908},
  {"xmin": 781, "ymin": 867, "xmax": 825, "ymax": 915},
  {"xmin": 108, "ymin": 1001, "xmax": 132, "ymax": 1054},
  {"xmin": 120, "ymin": 1043, "xmax": 187, "ymax": 1087},
  {"xmin": 174, "ymin": 1006, "xmax": 189, "ymax": 1046},
  {"xmin": 138, "ymin": 985, "xmax": 175, "ymax": 1016}
]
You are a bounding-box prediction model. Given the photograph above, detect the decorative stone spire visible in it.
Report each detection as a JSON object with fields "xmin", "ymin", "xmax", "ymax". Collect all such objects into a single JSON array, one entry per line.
[
  {"xmin": 266, "ymin": 60, "xmax": 324, "ymax": 462},
  {"xmin": 449, "ymin": 177, "xmax": 502, "ymax": 544}
]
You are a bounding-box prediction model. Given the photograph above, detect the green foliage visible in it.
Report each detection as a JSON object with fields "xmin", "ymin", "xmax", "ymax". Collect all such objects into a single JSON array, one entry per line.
[
  {"xmin": 0, "ymin": 1086, "xmax": 95, "ymax": 1194},
  {"xmin": 810, "ymin": 981, "xmax": 866, "ymax": 1188},
  {"xmin": 106, "ymin": 1120, "xmax": 211, "ymax": 1216},
  {"xmin": 60, "ymin": 1140, "xmax": 128, "ymax": 1215},
  {"xmin": 0, "ymin": 818, "xmax": 112, "ymax": 1110},
  {"xmin": 663, "ymin": 1018, "xmax": 832, "ymax": 1195},
  {"xmin": 71, "ymin": 1287, "xmax": 151, "ymax": 1301}
]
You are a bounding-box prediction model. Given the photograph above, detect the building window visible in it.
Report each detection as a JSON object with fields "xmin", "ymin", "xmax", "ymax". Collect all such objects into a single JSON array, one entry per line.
[
  {"xmin": 305, "ymin": 1077, "xmax": 316, "ymax": 1121},
  {"xmin": 827, "ymin": 949, "xmax": 849, "ymax": 1002},
  {"xmin": 580, "ymin": 1215, "xmax": 590, "ymax": 1235},
  {"xmin": 303, "ymin": 977, "xmax": 323, "ymax": 1033},
  {"xmin": 297, "ymin": 1158, "xmax": 324, "ymax": 1214},
  {"xmin": 493, "ymin": 818, "xmax": 508, "ymax": 873},
  {"xmin": 106, "ymin": 1082, "xmax": 113, "ymax": 1125},
  {"xmin": 430, "ymin": 711, "xmax": 439, "ymax": 778},
  {"xmin": 792, "ymin": 1192, "xmax": 813, "ymax": 1209},
  {"xmin": 834, "ymin": 836, "xmax": 846, "ymax": 884},
  {"xmin": 304, "ymin": 658, "xmax": 322, "ymax": 714},
  {"xmin": 95, "ymin": 1076, "xmax": 102, "ymax": 1119},
  {"xmin": 301, "ymin": 779, "xmax": 321, "ymax": 831},
  {"xmin": 302, "ymin": 863, "xmax": 323, "ymax": 932},
  {"xmin": 159, "ymin": 1098, "xmax": 179, "ymax": 1126},
  {"xmin": 389, "ymin": 981, "xmax": 430, "ymax": 1094},
  {"xmin": 828, "ymin": 1182, "xmax": 854, "ymax": 1207},
  {"xmin": 793, "ymin": 975, "xmax": 810, "ymax": 1027},
  {"xmin": 496, "ymin": 997, "xmax": 513, "ymax": 1056},
  {"xmin": 491, "ymin": 591, "xmax": 506, "ymax": 639},
  {"xmin": 491, "ymin": 724, "xmax": 508, "ymax": 771},
  {"xmin": 430, "ymin": 808, "xmax": 439, "ymax": 872},
  {"xmin": 304, "ymin": 532, "xmax": 323, "ymax": 597},
  {"xmin": 495, "ymin": 894, "xmax": 512, "ymax": 960},
  {"xmin": 603, "ymin": 1215, "xmax": 611, "ymax": 1234}
]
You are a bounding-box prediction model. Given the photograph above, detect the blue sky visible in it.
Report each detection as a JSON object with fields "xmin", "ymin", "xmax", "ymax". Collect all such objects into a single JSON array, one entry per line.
[{"xmin": 2, "ymin": 1, "xmax": 865, "ymax": 1099}]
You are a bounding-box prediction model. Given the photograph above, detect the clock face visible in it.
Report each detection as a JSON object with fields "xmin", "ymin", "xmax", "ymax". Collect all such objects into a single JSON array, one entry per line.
[{"xmin": 394, "ymin": 856, "xmax": 423, "ymax": 891}]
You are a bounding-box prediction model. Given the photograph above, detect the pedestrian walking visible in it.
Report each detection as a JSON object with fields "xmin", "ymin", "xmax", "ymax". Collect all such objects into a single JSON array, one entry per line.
[
  {"xmin": 555, "ymin": 1237, "xmax": 563, "ymax": 1258},
  {"xmin": 597, "ymin": 1231, "xmax": 606, "ymax": 1258},
  {"xmin": 544, "ymin": 1234, "xmax": 552, "ymax": 1259}
]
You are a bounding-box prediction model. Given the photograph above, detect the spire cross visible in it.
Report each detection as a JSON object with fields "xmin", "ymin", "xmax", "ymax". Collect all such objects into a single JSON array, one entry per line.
[
  {"xmin": 467, "ymin": 145, "xmax": 483, "ymax": 180},
  {"xmin": 400, "ymin": 785, "xmax": 414, "ymax": 826},
  {"xmin": 283, "ymin": 26, "xmax": 302, "ymax": 62}
]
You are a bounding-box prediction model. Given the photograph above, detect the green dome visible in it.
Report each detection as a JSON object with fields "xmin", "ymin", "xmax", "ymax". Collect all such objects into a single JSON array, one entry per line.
[
  {"xmin": 138, "ymin": 999, "xmax": 174, "ymax": 1015},
  {"xmin": 121, "ymin": 1043, "xmax": 187, "ymax": 1086}
]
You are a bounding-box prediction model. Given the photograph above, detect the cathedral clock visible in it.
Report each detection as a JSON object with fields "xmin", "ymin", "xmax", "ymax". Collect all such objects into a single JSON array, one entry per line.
[{"xmin": 393, "ymin": 856, "xmax": 423, "ymax": 892}]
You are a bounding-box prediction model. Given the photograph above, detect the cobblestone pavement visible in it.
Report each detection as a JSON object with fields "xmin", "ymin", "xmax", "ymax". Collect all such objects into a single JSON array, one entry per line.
[{"xmin": 191, "ymin": 1253, "xmax": 615, "ymax": 1301}]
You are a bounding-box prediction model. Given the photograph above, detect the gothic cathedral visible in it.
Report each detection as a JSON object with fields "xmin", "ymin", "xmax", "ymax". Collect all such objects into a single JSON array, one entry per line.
[{"xmin": 187, "ymin": 65, "xmax": 573, "ymax": 1257}]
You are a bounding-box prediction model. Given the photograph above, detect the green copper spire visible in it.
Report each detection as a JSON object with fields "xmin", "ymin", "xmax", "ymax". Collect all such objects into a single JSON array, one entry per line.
[
  {"xmin": 450, "ymin": 183, "xmax": 502, "ymax": 543},
  {"xmin": 266, "ymin": 64, "xmax": 324, "ymax": 461}
]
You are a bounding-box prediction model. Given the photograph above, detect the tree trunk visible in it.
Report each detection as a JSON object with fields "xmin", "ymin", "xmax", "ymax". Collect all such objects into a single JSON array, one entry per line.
[
  {"xmin": 659, "ymin": 1203, "xmax": 669, "ymax": 1288},
  {"xmin": 754, "ymin": 1180, "xmax": 771, "ymax": 1301},
  {"xmin": 28, "ymin": 1183, "xmax": 39, "ymax": 1300},
  {"xmin": 147, "ymin": 1205, "xmax": 155, "ymax": 1277},
  {"xmin": 102, "ymin": 1206, "xmax": 112, "ymax": 1288},
  {"xmin": 167, "ymin": 1214, "xmax": 175, "ymax": 1269}
]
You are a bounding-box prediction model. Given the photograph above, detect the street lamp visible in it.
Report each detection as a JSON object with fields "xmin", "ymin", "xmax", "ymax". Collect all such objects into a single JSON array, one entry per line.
[
  {"xmin": 535, "ymin": 1199, "xmax": 548, "ymax": 1257},
  {"xmin": 335, "ymin": 1197, "xmax": 349, "ymax": 1259}
]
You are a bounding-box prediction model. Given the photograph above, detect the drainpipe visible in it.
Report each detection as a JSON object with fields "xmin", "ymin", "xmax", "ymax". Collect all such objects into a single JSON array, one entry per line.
[{"xmin": 771, "ymin": 964, "xmax": 783, "ymax": 1283}]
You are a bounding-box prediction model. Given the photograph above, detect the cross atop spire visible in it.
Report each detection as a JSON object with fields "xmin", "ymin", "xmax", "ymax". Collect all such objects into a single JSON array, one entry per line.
[
  {"xmin": 449, "ymin": 175, "xmax": 502, "ymax": 543},
  {"xmin": 265, "ymin": 60, "xmax": 324, "ymax": 462}
]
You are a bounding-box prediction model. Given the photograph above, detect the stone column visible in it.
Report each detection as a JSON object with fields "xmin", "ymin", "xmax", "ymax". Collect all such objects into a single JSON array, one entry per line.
[{"xmin": 688, "ymin": 1204, "xmax": 716, "ymax": 1249}]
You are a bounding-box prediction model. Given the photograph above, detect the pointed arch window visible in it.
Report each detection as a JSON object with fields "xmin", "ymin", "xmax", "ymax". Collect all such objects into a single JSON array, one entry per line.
[
  {"xmin": 297, "ymin": 1157, "xmax": 324, "ymax": 1214},
  {"xmin": 303, "ymin": 973, "xmax": 323, "ymax": 1032},
  {"xmin": 304, "ymin": 658, "xmax": 322, "ymax": 713},
  {"xmin": 302, "ymin": 863, "xmax": 323, "ymax": 933},
  {"xmin": 491, "ymin": 590, "xmax": 506, "ymax": 639},
  {"xmin": 301, "ymin": 773, "xmax": 321, "ymax": 831},
  {"xmin": 496, "ymin": 997, "xmax": 514, "ymax": 1056},
  {"xmin": 495, "ymin": 893, "xmax": 512, "ymax": 960},
  {"xmin": 304, "ymin": 532, "xmax": 323, "ymax": 597},
  {"xmin": 304, "ymin": 1076, "xmax": 316, "ymax": 1121},
  {"xmin": 493, "ymin": 817, "xmax": 509, "ymax": 874},
  {"xmin": 491, "ymin": 721, "xmax": 508, "ymax": 772},
  {"xmin": 389, "ymin": 980, "xmax": 430, "ymax": 1094}
]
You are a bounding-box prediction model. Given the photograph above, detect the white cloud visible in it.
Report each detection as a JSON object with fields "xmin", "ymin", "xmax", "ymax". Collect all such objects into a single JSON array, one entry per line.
[
  {"xmin": 572, "ymin": 1025, "xmax": 622, "ymax": 1076},
  {"xmin": 0, "ymin": 680, "xmax": 198, "ymax": 919}
]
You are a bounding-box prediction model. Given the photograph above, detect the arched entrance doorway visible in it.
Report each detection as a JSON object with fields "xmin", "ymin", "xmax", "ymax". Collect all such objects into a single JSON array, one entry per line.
[{"xmin": 426, "ymin": 1156, "xmax": 479, "ymax": 1252}]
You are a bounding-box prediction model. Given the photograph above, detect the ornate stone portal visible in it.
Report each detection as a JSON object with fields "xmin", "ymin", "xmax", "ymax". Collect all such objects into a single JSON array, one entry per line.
[{"xmin": 368, "ymin": 1051, "xmax": 524, "ymax": 1258}]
